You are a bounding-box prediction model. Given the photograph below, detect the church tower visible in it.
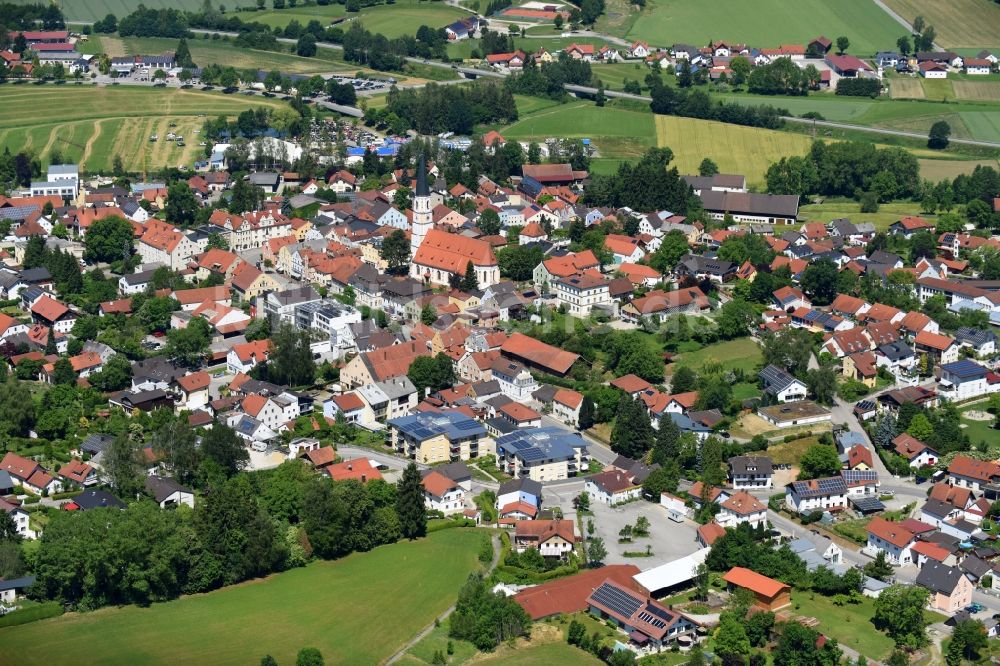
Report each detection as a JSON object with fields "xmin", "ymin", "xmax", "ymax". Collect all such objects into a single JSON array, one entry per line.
[{"xmin": 410, "ymin": 154, "xmax": 432, "ymax": 257}]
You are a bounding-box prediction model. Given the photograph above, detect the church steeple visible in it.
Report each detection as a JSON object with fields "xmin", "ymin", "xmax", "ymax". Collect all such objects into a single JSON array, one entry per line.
[{"xmin": 410, "ymin": 153, "xmax": 432, "ymax": 256}]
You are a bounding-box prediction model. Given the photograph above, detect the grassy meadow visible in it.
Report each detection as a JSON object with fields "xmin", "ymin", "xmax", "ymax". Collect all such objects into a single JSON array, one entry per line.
[
  {"xmin": 623, "ymin": 0, "xmax": 904, "ymax": 55},
  {"xmin": 0, "ymin": 528, "xmax": 483, "ymax": 666},
  {"xmin": 0, "ymin": 84, "xmax": 286, "ymax": 173},
  {"xmin": 251, "ymin": 0, "xmax": 466, "ymax": 39}
]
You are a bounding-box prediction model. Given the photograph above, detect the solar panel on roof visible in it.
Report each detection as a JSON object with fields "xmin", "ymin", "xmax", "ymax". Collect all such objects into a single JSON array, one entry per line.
[
  {"xmin": 850, "ymin": 496, "xmax": 885, "ymax": 512},
  {"xmin": 637, "ymin": 611, "xmax": 666, "ymax": 628},
  {"xmin": 592, "ymin": 583, "xmax": 642, "ymax": 619}
]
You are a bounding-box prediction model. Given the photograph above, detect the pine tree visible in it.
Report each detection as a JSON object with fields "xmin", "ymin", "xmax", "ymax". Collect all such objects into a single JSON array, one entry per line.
[
  {"xmin": 396, "ymin": 462, "xmax": 427, "ymax": 539},
  {"xmin": 651, "ymin": 415, "xmax": 680, "ymax": 465},
  {"xmin": 578, "ymin": 396, "xmax": 595, "ymax": 430},
  {"xmin": 461, "ymin": 261, "xmax": 479, "ymax": 292},
  {"xmin": 874, "ymin": 413, "xmax": 898, "ymax": 448},
  {"xmin": 44, "ymin": 328, "xmax": 56, "ymax": 354}
]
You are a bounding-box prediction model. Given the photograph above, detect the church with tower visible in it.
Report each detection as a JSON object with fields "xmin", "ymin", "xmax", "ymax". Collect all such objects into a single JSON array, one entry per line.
[{"xmin": 410, "ymin": 154, "xmax": 500, "ymax": 289}]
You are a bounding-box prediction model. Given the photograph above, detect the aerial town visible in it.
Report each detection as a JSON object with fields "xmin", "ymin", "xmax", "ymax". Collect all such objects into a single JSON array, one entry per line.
[{"xmin": 1, "ymin": 0, "xmax": 1000, "ymax": 664}]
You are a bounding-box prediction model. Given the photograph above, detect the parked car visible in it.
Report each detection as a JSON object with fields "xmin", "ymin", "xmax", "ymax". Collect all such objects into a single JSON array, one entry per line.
[{"xmin": 966, "ymin": 603, "xmax": 984, "ymax": 613}]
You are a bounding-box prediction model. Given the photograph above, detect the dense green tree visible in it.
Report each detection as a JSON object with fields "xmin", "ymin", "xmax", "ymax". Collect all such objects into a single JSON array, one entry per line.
[
  {"xmin": 670, "ymin": 365, "xmax": 698, "ymax": 393},
  {"xmin": 497, "ymin": 244, "xmax": 543, "ymax": 281},
  {"xmin": 267, "ymin": 322, "xmax": 315, "ymax": 387},
  {"xmin": 478, "ymin": 208, "xmax": 501, "ymax": 236},
  {"xmin": 929, "ymin": 120, "xmax": 951, "ymax": 149},
  {"xmin": 88, "ymin": 353, "xmax": 133, "ymax": 392},
  {"xmin": 873, "ymin": 584, "xmax": 931, "ymax": 649},
  {"xmin": 165, "ymin": 181, "xmax": 199, "ymax": 227},
  {"xmin": 587, "ymin": 537, "xmax": 607, "ymax": 565},
  {"xmin": 806, "ymin": 366, "xmax": 838, "ymax": 405},
  {"xmin": 200, "ymin": 422, "xmax": 249, "ymax": 478},
  {"xmin": 166, "ymin": 317, "xmax": 212, "ymax": 367},
  {"xmin": 396, "ymin": 463, "xmax": 426, "ymax": 539},
  {"xmin": 948, "ymin": 619, "xmax": 988, "ymax": 665},
  {"xmin": 642, "ymin": 462, "xmax": 680, "ymax": 499},
  {"xmin": 798, "ymin": 445, "xmax": 841, "ymax": 480},
  {"xmin": 152, "ymin": 418, "xmax": 200, "ymax": 487},
  {"xmin": 611, "ymin": 396, "xmax": 655, "ymax": 458},
  {"xmin": 773, "ymin": 622, "xmax": 842, "ymax": 666},
  {"xmin": 380, "ymin": 229, "xmax": 410, "ymax": 275},
  {"xmin": 715, "ymin": 615, "xmax": 752, "ymax": 662},
  {"xmin": 801, "ymin": 259, "xmax": 839, "ymax": 305},
  {"xmin": 449, "ymin": 573, "xmax": 531, "ymax": 650},
  {"xmin": 102, "ymin": 433, "xmax": 144, "ymax": 497},
  {"xmin": 84, "ymin": 215, "xmax": 134, "ymax": 263},
  {"xmin": 716, "ymin": 298, "xmax": 760, "ymax": 339},
  {"xmin": 407, "ymin": 353, "xmax": 456, "ymax": 397}
]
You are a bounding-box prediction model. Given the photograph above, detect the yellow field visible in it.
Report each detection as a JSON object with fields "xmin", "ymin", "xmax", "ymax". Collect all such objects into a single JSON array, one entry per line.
[
  {"xmin": 654, "ymin": 115, "xmax": 814, "ymax": 186},
  {"xmin": 889, "ymin": 77, "xmax": 925, "ymax": 100},
  {"xmin": 918, "ymin": 157, "xmax": 1000, "ymax": 181},
  {"xmin": 953, "ymin": 81, "xmax": 1000, "ymax": 102},
  {"xmin": 882, "ymin": 0, "xmax": 1000, "ymax": 49}
]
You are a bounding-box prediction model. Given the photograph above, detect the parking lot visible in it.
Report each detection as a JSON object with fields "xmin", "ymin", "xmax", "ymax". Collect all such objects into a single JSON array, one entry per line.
[{"xmin": 548, "ymin": 483, "xmax": 701, "ymax": 568}]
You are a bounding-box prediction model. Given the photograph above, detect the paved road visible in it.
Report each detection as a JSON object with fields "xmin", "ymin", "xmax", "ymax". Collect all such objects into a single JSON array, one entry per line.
[{"xmin": 540, "ymin": 414, "xmax": 618, "ymax": 466}]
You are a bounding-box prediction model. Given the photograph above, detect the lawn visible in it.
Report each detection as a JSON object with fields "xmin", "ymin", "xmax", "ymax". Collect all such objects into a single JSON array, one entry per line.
[
  {"xmin": 405, "ymin": 620, "xmax": 601, "ymax": 665},
  {"xmin": 623, "ymin": 0, "xmax": 904, "ymax": 56},
  {"xmin": 790, "ymin": 590, "xmax": 946, "ymax": 661},
  {"xmin": 0, "ymin": 84, "xmax": 287, "ymax": 174},
  {"xmin": 670, "ymin": 338, "xmax": 763, "ymax": 375},
  {"xmin": 0, "ymin": 528, "xmax": 483, "ymax": 666},
  {"xmin": 789, "ymin": 591, "xmax": 894, "ymax": 660},
  {"xmin": 747, "ymin": 435, "xmax": 818, "ymax": 466},
  {"xmin": 655, "ymin": 115, "xmax": 815, "ymax": 187},
  {"xmin": 882, "ymin": 0, "xmax": 1000, "ymax": 50},
  {"xmin": 960, "ymin": 403, "xmax": 999, "ymax": 453}
]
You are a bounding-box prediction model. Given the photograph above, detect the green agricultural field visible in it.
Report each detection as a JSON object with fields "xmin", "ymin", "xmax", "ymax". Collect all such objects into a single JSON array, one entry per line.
[
  {"xmin": 251, "ymin": 0, "xmax": 465, "ymax": 38},
  {"xmin": 882, "ymin": 0, "xmax": 1000, "ymax": 50},
  {"xmin": 448, "ymin": 35, "xmax": 610, "ymax": 60},
  {"xmin": 0, "ymin": 84, "xmax": 286, "ymax": 173},
  {"xmin": 960, "ymin": 110, "xmax": 1000, "ymax": 142},
  {"xmin": 920, "ymin": 78, "xmax": 956, "ymax": 101},
  {"xmin": 655, "ymin": 114, "xmax": 815, "ymax": 186},
  {"xmin": 8, "ymin": 0, "xmax": 204, "ymax": 23},
  {"xmin": 500, "ymin": 99, "xmax": 657, "ymax": 161},
  {"xmin": 624, "ymin": 0, "xmax": 904, "ymax": 55},
  {"xmin": 889, "ymin": 76, "xmax": 925, "ymax": 100},
  {"xmin": 953, "ymin": 81, "xmax": 1000, "ymax": 102},
  {"xmin": 0, "ymin": 528, "xmax": 483, "ymax": 666}
]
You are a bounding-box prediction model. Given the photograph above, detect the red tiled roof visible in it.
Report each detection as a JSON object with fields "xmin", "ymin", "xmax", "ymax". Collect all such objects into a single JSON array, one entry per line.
[
  {"xmin": 698, "ymin": 522, "xmax": 726, "ymax": 546},
  {"xmin": 847, "ymin": 445, "xmax": 873, "ymax": 469},
  {"xmin": 514, "ymin": 565, "xmax": 643, "ymax": 619},
  {"xmin": 611, "ymin": 374, "xmax": 651, "ymax": 393},
  {"xmin": 1, "ymin": 452, "xmax": 40, "ymax": 481},
  {"xmin": 553, "ymin": 388, "xmax": 583, "ymax": 409},
  {"xmin": 303, "ymin": 446, "xmax": 336, "ymax": 467},
  {"xmin": 413, "ymin": 228, "xmax": 497, "ymax": 275},
  {"xmin": 501, "ymin": 332, "xmax": 579, "ymax": 375},
  {"xmin": 893, "ymin": 433, "xmax": 933, "ymax": 459},
  {"xmin": 176, "ymin": 371, "xmax": 210, "ymax": 393},
  {"xmin": 948, "ymin": 455, "xmax": 1000, "ymax": 483},
  {"xmin": 31, "ymin": 295, "xmax": 69, "ymax": 322},
  {"xmin": 331, "ymin": 392, "xmax": 364, "ymax": 412},
  {"xmin": 515, "ymin": 518, "xmax": 576, "ymax": 543},
  {"xmin": 914, "ymin": 330, "xmax": 956, "ymax": 351},
  {"xmin": 867, "ymin": 516, "xmax": 914, "ymax": 549},
  {"xmin": 326, "ymin": 458, "xmax": 383, "ymax": 483},
  {"xmin": 422, "ymin": 470, "xmax": 459, "ymax": 497},
  {"xmin": 58, "ymin": 459, "xmax": 93, "ymax": 484},
  {"xmin": 723, "ymin": 567, "xmax": 789, "ymax": 598}
]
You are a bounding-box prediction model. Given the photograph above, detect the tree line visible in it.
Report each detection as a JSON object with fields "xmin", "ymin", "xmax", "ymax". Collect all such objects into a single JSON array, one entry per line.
[
  {"xmin": 649, "ymin": 79, "xmax": 787, "ymax": 130},
  {"xmin": 380, "ymin": 81, "xmax": 518, "ymax": 135},
  {"xmin": 28, "ymin": 435, "xmax": 430, "ymax": 610}
]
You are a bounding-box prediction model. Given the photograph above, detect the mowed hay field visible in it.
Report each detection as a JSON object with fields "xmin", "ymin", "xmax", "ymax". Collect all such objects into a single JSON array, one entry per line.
[
  {"xmin": 0, "ymin": 85, "xmax": 285, "ymax": 173},
  {"xmin": 918, "ymin": 158, "xmax": 1000, "ymax": 181},
  {"xmin": 625, "ymin": 0, "xmax": 903, "ymax": 55},
  {"xmin": 655, "ymin": 115, "xmax": 813, "ymax": 186},
  {"xmin": 0, "ymin": 528, "xmax": 483, "ymax": 666},
  {"xmin": 882, "ymin": 0, "xmax": 1000, "ymax": 49},
  {"xmin": 889, "ymin": 77, "xmax": 925, "ymax": 99},
  {"xmin": 953, "ymin": 81, "xmax": 1000, "ymax": 102}
]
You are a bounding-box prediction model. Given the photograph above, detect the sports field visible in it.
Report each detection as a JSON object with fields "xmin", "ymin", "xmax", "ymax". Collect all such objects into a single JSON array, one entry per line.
[
  {"xmin": 882, "ymin": 0, "xmax": 1000, "ymax": 49},
  {"xmin": 655, "ymin": 115, "xmax": 814, "ymax": 186},
  {"xmin": 624, "ymin": 0, "xmax": 904, "ymax": 55},
  {"xmin": 0, "ymin": 528, "xmax": 483, "ymax": 666},
  {"xmin": 0, "ymin": 85, "xmax": 286, "ymax": 173}
]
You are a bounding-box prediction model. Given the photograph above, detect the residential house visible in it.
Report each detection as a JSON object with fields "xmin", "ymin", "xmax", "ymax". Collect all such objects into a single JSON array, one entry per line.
[
  {"xmin": 785, "ymin": 476, "xmax": 848, "ymax": 514},
  {"xmin": 939, "ymin": 360, "xmax": 990, "ymax": 401},
  {"xmin": 917, "ymin": 562, "xmax": 973, "ymax": 613},
  {"xmin": 948, "ymin": 455, "xmax": 1000, "ymax": 492},
  {"xmin": 495, "ymin": 427, "xmax": 587, "ymax": 482},
  {"xmin": 728, "ymin": 456, "xmax": 773, "ymax": 490},
  {"xmin": 866, "ymin": 516, "xmax": 915, "ymax": 565},
  {"xmin": 759, "ymin": 365, "xmax": 808, "ymax": 403},
  {"xmin": 144, "ymin": 475, "xmax": 195, "ymax": 508},
  {"xmin": 586, "ymin": 580, "xmax": 697, "ymax": 653},
  {"xmin": 552, "ymin": 388, "xmax": 584, "ymax": 428},
  {"xmin": 585, "ymin": 469, "xmax": 641, "ymax": 506},
  {"xmin": 513, "ymin": 519, "xmax": 576, "ymax": 558},
  {"xmin": 893, "ymin": 433, "xmax": 939, "ymax": 468},
  {"xmin": 422, "ymin": 470, "xmax": 466, "ymax": 515},
  {"xmin": 387, "ymin": 411, "xmax": 493, "ymax": 464},
  {"xmin": 716, "ymin": 491, "xmax": 768, "ymax": 528}
]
